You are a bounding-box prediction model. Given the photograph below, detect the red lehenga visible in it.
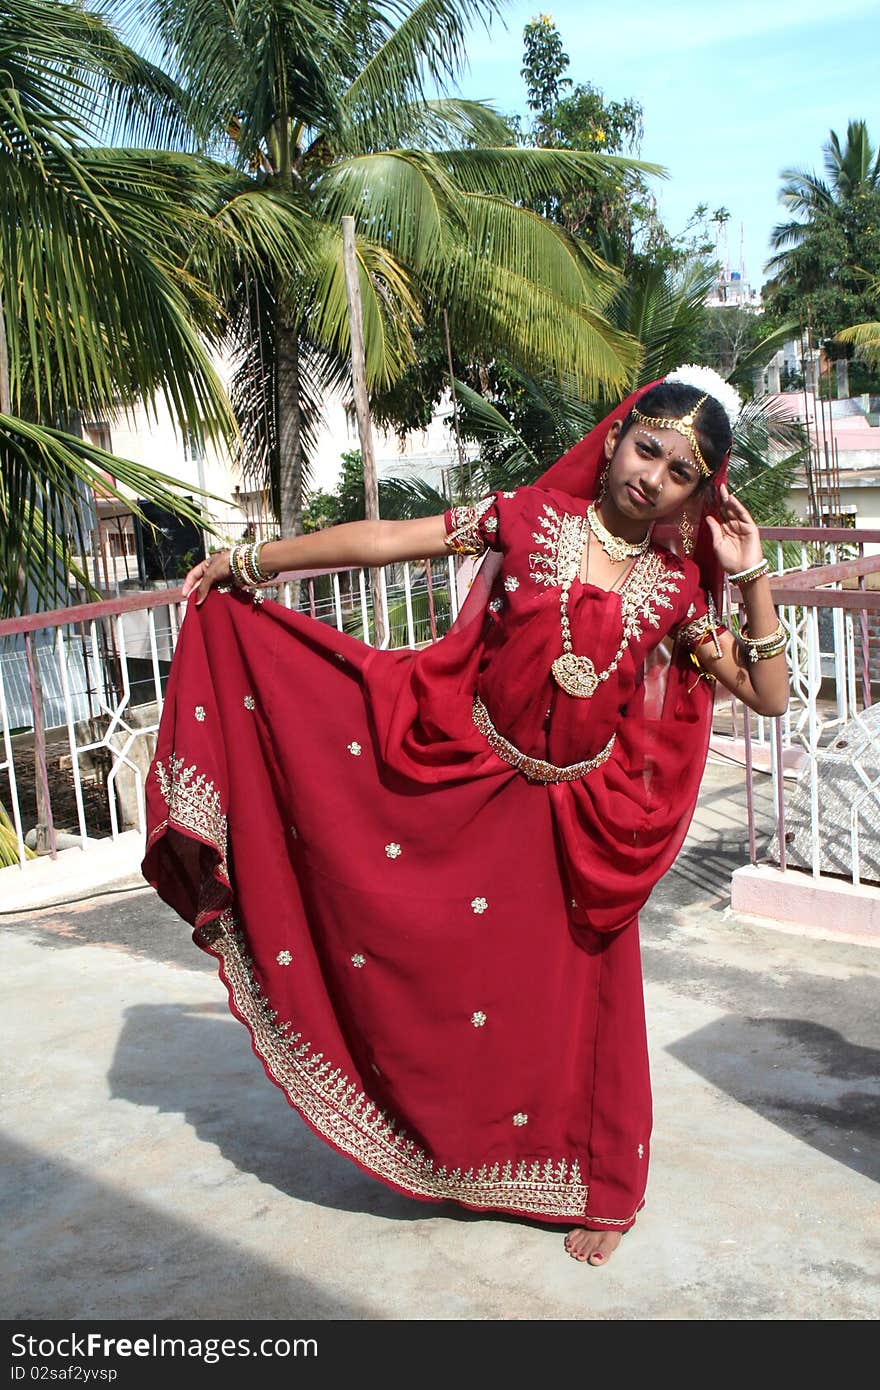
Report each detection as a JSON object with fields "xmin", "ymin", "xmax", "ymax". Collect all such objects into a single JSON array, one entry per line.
[{"xmin": 143, "ymin": 469, "xmax": 721, "ymax": 1232}]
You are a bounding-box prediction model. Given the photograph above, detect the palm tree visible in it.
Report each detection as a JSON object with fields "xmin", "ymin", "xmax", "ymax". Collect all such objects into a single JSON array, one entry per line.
[
  {"xmin": 122, "ymin": 0, "xmax": 655, "ymax": 538},
  {"xmin": 766, "ymin": 119, "xmax": 880, "ymax": 278},
  {"xmin": 0, "ymin": 0, "xmax": 240, "ymax": 614},
  {"xmin": 836, "ymin": 276, "xmax": 880, "ymax": 366},
  {"xmin": 369, "ymin": 257, "xmax": 802, "ymax": 522}
]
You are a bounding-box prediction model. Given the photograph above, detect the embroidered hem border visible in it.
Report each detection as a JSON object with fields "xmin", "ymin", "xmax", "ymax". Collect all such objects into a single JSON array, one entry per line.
[
  {"xmin": 196, "ymin": 910, "xmax": 590, "ymax": 1221},
  {"xmin": 152, "ymin": 754, "xmax": 230, "ymax": 882}
]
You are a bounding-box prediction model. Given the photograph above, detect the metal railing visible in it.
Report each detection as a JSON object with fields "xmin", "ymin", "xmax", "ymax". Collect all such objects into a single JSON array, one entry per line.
[
  {"xmin": 0, "ymin": 556, "xmax": 462, "ymax": 869},
  {"xmin": 721, "ymin": 527, "xmax": 880, "ymax": 891},
  {"xmin": 4, "ymin": 528, "xmax": 880, "ymax": 901}
]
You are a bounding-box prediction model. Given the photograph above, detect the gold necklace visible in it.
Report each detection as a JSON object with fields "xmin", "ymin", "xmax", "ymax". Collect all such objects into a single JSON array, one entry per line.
[
  {"xmin": 587, "ymin": 502, "xmax": 651, "ymax": 563},
  {"xmin": 550, "ymin": 516, "xmax": 650, "ymax": 699}
]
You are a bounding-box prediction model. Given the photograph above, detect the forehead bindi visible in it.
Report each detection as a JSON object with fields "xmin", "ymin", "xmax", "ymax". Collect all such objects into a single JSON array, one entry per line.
[{"xmin": 635, "ymin": 428, "xmax": 697, "ymax": 471}]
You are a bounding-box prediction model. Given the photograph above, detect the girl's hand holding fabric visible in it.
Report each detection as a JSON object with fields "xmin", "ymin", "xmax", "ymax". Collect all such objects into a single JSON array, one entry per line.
[
  {"xmin": 704, "ymin": 484, "xmax": 764, "ymax": 576},
  {"xmin": 182, "ymin": 550, "xmax": 231, "ymax": 603}
]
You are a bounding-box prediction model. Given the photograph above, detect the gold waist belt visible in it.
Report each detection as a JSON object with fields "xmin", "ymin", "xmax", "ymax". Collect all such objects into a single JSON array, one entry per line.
[{"xmin": 472, "ymin": 695, "xmax": 616, "ymax": 784}]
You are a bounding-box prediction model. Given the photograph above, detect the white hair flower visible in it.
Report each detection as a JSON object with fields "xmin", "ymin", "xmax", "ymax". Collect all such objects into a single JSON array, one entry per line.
[{"xmin": 665, "ymin": 364, "xmax": 743, "ymax": 428}]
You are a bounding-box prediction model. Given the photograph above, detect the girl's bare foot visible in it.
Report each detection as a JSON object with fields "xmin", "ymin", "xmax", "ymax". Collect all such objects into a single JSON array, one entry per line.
[{"xmin": 564, "ymin": 1229, "xmax": 622, "ymax": 1265}]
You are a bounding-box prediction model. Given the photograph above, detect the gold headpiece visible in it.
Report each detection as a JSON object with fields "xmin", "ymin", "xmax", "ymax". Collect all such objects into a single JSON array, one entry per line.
[{"xmin": 631, "ymin": 395, "xmax": 712, "ymax": 478}]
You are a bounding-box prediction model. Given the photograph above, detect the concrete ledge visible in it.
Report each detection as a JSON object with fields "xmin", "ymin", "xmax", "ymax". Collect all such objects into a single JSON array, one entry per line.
[
  {"xmin": 731, "ymin": 862, "xmax": 880, "ymax": 946},
  {"xmin": 0, "ymin": 830, "xmax": 146, "ymax": 913}
]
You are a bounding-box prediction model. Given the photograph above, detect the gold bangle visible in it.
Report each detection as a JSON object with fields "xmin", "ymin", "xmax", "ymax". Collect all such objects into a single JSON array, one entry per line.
[
  {"xmin": 229, "ymin": 543, "xmax": 251, "ymax": 588},
  {"xmin": 738, "ymin": 618, "xmax": 787, "ymax": 663},
  {"xmin": 750, "ymin": 640, "xmax": 787, "ymax": 661},
  {"xmin": 729, "ymin": 559, "xmax": 769, "ymax": 585},
  {"xmin": 254, "ymin": 540, "xmax": 278, "ymax": 581}
]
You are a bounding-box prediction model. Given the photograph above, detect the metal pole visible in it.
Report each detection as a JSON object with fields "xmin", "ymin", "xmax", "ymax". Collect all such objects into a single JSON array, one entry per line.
[
  {"xmin": 443, "ymin": 307, "xmax": 471, "ymax": 497},
  {"xmin": 24, "ymin": 632, "xmax": 56, "ymax": 858},
  {"xmin": 341, "ymin": 215, "xmax": 386, "ymax": 648}
]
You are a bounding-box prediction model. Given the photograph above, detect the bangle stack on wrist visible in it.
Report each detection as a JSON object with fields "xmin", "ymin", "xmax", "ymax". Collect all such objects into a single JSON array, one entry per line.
[
  {"xmin": 230, "ymin": 541, "xmax": 278, "ymax": 588},
  {"xmin": 729, "ymin": 558, "xmax": 769, "ymax": 586},
  {"xmin": 738, "ymin": 618, "xmax": 788, "ymax": 663}
]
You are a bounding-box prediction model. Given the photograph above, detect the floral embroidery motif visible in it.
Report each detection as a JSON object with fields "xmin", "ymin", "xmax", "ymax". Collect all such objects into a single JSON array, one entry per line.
[
  {"xmin": 503, "ymin": 576, "xmax": 519, "ymax": 593},
  {"xmin": 203, "ymin": 912, "xmax": 590, "ymax": 1218},
  {"xmin": 530, "ymin": 505, "xmax": 585, "ymax": 587},
  {"xmin": 289, "ymin": 825, "xmax": 298, "ymax": 838},
  {"xmin": 529, "ymin": 502, "xmax": 685, "ymax": 653},
  {"xmin": 385, "ymin": 842, "xmax": 402, "ymax": 859},
  {"xmin": 347, "ymin": 741, "xmax": 362, "ymax": 756},
  {"xmin": 489, "ymin": 597, "xmax": 503, "ymax": 613},
  {"xmin": 351, "ymin": 953, "xmax": 366, "ymax": 968},
  {"xmin": 502, "ymin": 491, "xmax": 517, "ymax": 498},
  {"xmin": 217, "ymin": 584, "xmax": 232, "ymax": 594},
  {"xmin": 638, "ymin": 1143, "xmax": 644, "ymax": 1158},
  {"xmin": 513, "ymin": 1113, "xmax": 529, "ymax": 1126},
  {"xmin": 471, "ymin": 1010, "xmax": 487, "ymax": 1027},
  {"xmin": 194, "ymin": 706, "xmax": 206, "ymax": 722},
  {"xmin": 243, "ymin": 695, "xmax": 256, "ymax": 710},
  {"xmin": 276, "ymin": 950, "xmax": 293, "ymax": 966},
  {"xmin": 151, "ymin": 755, "xmax": 228, "ymax": 882},
  {"xmin": 470, "ymin": 897, "xmax": 488, "ymax": 914},
  {"xmin": 483, "ymin": 516, "xmax": 498, "ymax": 534},
  {"xmin": 445, "ymin": 496, "xmax": 495, "ymax": 555}
]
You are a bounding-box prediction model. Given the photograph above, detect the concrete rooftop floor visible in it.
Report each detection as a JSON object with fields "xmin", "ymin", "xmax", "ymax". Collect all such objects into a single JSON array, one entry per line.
[{"xmin": 1, "ymin": 760, "xmax": 878, "ymax": 1321}]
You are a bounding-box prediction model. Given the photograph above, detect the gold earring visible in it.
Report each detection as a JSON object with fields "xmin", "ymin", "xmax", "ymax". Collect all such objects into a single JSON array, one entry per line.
[
  {"xmin": 597, "ymin": 462, "xmax": 610, "ymax": 501},
  {"xmin": 679, "ymin": 511, "xmax": 694, "ymax": 555}
]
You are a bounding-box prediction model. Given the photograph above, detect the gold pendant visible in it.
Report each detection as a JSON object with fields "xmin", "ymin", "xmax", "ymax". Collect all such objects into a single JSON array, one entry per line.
[{"xmin": 551, "ymin": 652, "xmax": 598, "ymax": 698}]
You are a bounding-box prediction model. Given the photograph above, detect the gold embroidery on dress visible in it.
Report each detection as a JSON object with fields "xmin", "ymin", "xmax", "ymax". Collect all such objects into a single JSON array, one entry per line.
[
  {"xmin": 151, "ymin": 754, "xmax": 229, "ymax": 881},
  {"xmin": 199, "ymin": 910, "xmax": 589, "ymax": 1220},
  {"xmin": 618, "ymin": 549, "xmax": 685, "ymax": 642},
  {"xmin": 529, "ymin": 503, "xmax": 685, "ymax": 658},
  {"xmin": 677, "ymin": 592, "xmax": 722, "ymax": 649},
  {"xmin": 445, "ymin": 496, "xmax": 495, "ymax": 556},
  {"xmin": 529, "ymin": 505, "xmax": 585, "ymax": 587}
]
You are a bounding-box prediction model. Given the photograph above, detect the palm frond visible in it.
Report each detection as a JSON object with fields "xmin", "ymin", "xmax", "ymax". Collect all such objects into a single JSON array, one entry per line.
[
  {"xmin": 314, "ymin": 150, "xmax": 463, "ymax": 271},
  {"xmin": 340, "ymin": 0, "xmax": 503, "ymax": 145},
  {"xmin": 837, "ymin": 320, "xmax": 880, "ymax": 365},
  {"xmin": 726, "ymin": 321, "xmax": 800, "ymax": 387},
  {"xmin": 608, "ymin": 260, "xmax": 716, "ymax": 387},
  {"xmin": 438, "ymin": 253, "xmax": 637, "ymax": 398},
  {"xmin": 728, "ymin": 395, "xmax": 807, "ymax": 525},
  {"xmin": 0, "ymin": 103, "xmax": 234, "ymax": 440},
  {"xmin": 440, "ymin": 146, "xmax": 663, "ymax": 200},
  {"xmin": 297, "ymin": 223, "xmax": 422, "ymax": 388},
  {"xmin": 0, "ymin": 413, "xmax": 220, "ymax": 616}
]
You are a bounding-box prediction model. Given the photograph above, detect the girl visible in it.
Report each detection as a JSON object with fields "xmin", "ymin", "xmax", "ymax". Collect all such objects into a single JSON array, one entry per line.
[{"xmin": 144, "ymin": 366, "xmax": 788, "ymax": 1267}]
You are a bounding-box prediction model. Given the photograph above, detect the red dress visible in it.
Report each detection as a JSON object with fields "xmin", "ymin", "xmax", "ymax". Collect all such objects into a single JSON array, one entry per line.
[{"xmin": 143, "ymin": 486, "xmax": 713, "ymax": 1231}]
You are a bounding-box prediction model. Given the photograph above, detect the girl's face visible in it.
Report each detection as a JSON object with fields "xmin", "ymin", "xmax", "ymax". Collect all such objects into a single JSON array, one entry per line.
[{"xmin": 602, "ymin": 420, "xmax": 705, "ymax": 522}]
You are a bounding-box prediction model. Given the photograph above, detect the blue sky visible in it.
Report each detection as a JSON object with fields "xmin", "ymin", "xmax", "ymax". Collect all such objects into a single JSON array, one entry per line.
[{"xmin": 451, "ymin": 0, "xmax": 880, "ymax": 287}]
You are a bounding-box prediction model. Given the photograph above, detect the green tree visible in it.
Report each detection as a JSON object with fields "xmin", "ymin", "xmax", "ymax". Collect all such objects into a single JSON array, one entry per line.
[
  {"xmin": 764, "ymin": 121, "xmax": 880, "ymax": 340},
  {"xmin": 0, "ymin": 0, "xmax": 250, "ymax": 614},
  {"xmin": 128, "ymin": 0, "xmax": 653, "ymax": 544}
]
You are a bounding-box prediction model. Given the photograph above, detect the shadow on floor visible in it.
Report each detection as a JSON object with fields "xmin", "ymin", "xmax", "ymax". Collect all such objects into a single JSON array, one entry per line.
[
  {"xmin": 107, "ymin": 1000, "xmax": 463, "ymax": 1225},
  {"xmin": 0, "ymin": 1132, "xmax": 380, "ymax": 1320},
  {"xmin": 666, "ymin": 1014, "xmax": 880, "ymax": 1184}
]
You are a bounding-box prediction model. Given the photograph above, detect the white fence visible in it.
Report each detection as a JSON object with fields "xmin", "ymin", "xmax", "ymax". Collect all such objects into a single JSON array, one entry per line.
[{"xmin": 3, "ymin": 531, "xmax": 879, "ymax": 898}]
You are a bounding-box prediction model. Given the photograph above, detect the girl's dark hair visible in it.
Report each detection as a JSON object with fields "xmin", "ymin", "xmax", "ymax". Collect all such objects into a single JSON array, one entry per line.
[{"xmin": 619, "ymin": 382, "xmax": 732, "ymax": 480}]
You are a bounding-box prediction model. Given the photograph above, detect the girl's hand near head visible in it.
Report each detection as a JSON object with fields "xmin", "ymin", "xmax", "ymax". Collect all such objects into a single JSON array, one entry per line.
[{"xmin": 704, "ymin": 484, "xmax": 764, "ymax": 576}]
